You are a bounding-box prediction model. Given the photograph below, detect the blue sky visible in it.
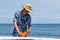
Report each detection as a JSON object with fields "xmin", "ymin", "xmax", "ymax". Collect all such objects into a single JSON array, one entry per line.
[{"xmin": 0, "ymin": 0, "xmax": 60, "ymax": 24}]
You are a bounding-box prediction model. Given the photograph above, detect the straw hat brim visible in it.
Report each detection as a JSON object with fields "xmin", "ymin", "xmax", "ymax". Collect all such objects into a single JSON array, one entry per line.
[{"xmin": 23, "ymin": 5, "xmax": 32, "ymax": 12}]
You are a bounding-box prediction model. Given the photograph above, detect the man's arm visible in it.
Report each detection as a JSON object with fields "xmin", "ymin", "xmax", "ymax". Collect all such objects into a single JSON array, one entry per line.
[
  {"xmin": 27, "ymin": 26, "xmax": 32, "ymax": 34},
  {"xmin": 13, "ymin": 21, "xmax": 22, "ymax": 35},
  {"xmin": 13, "ymin": 11, "xmax": 22, "ymax": 36},
  {"xmin": 27, "ymin": 15, "xmax": 32, "ymax": 34}
]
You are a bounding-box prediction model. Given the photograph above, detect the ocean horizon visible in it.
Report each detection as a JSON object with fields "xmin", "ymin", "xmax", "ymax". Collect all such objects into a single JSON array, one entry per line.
[{"xmin": 0, "ymin": 24, "xmax": 60, "ymax": 38}]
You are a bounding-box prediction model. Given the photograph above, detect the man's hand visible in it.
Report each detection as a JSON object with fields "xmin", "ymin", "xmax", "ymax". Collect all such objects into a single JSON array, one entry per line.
[
  {"xmin": 27, "ymin": 29, "xmax": 31, "ymax": 34},
  {"xmin": 18, "ymin": 31, "xmax": 28, "ymax": 37},
  {"xmin": 27, "ymin": 26, "xmax": 32, "ymax": 34},
  {"xmin": 21, "ymin": 32, "xmax": 28, "ymax": 37},
  {"xmin": 18, "ymin": 31, "xmax": 23, "ymax": 37}
]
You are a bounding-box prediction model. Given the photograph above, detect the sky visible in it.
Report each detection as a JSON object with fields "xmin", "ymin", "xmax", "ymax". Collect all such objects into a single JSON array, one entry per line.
[{"xmin": 0, "ymin": 0, "xmax": 60, "ymax": 24}]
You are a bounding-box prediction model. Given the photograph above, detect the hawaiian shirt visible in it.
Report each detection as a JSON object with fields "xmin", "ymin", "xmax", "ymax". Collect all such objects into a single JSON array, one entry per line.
[{"xmin": 13, "ymin": 10, "xmax": 31, "ymax": 36}]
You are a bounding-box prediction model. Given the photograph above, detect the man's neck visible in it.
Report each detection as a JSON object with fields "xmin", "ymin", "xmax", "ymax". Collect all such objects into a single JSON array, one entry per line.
[{"xmin": 22, "ymin": 10, "xmax": 27, "ymax": 16}]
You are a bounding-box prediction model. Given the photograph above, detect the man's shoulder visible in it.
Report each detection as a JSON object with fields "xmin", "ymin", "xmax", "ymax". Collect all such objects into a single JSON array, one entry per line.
[
  {"xmin": 14, "ymin": 11, "xmax": 22, "ymax": 17},
  {"xmin": 27, "ymin": 14, "xmax": 31, "ymax": 18},
  {"xmin": 15, "ymin": 11, "xmax": 21, "ymax": 15}
]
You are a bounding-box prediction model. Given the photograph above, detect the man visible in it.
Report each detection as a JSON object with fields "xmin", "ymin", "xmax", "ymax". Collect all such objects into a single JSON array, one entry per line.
[{"xmin": 12, "ymin": 4, "xmax": 32, "ymax": 37}]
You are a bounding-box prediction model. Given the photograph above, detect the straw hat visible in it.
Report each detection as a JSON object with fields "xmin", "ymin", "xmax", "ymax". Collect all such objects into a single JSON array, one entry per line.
[{"xmin": 23, "ymin": 3, "xmax": 32, "ymax": 12}]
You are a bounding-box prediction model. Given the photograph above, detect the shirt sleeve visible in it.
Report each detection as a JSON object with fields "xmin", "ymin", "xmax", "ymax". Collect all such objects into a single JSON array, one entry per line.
[
  {"xmin": 13, "ymin": 11, "xmax": 18, "ymax": 22},
  {"xmin": 28, "ymin": 15, "xmax": 31, "ymax": 28}
]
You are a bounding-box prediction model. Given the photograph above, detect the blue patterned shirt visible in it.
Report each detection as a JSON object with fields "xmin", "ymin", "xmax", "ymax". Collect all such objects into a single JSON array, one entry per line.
[{"xmin": 13, "ymin": 10, "xmax": 31, "ymax": 32}]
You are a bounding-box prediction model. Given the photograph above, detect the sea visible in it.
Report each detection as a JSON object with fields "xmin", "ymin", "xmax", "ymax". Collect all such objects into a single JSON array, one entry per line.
[{"xmin": 0, "ymin": 24, "xmax": 60, "ymax": 38}]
